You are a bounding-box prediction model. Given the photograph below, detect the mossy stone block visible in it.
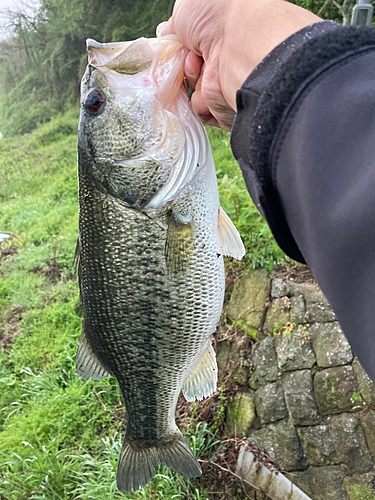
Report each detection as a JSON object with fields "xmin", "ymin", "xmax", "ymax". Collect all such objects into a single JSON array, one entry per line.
[
  {"xmin": 346, "ymin": 484, "xmax": 375, "ymax": 500},
  {"xmin": 263, "ymin": 298, "xmax": 291, "ymax": 334},
  {"xmin": 282, "ymin": 370, "xmax": 320, "ymax": 425},
  {"xmin": 310, "ymin": 322, "xmax": 353, "ymax": 367},
  {"xmin": 285, "ymin": 471, "xmax": 313, "ymax": 498},
  {"xmin": 271, "ymin": 278, "xmax": 292, "ymax": 298},
  {"xmin": 290, "ymin": 294, "xmax": 306, "ymax": 324},
  {"xmin": 328, "ymin": 413, "xmax": 373, "ymax": 474},
  {"xmin": 275, "ymin": 331, "xmax": 316, "ymax": 372},
  {"xmin": 360, "ymin": 410, "xmax": 375, "ymax": 459},
  {"xmin": 305, "ymin": 302, "xmax": 336, "ymax": 323},
  {"xmin": 353, "ymin": 358, "xmax": 375, "ymax": 409},
  {"xmin": 288, "ymin": 280, "xmax": 325, "ymax": 303},
  {"xmin": 297, "ymin": 425, "xmax": 337, "ymax": 466},
  {"xmin": 309, "ymin": 466, "xmax": 348, "ymax": 500},
  {"xmin": 344, "ymin": 473, "xmax": 375, "ymax": 500},
  {"xmin": 250, "ymin": 336, "xmax": 279, "ymax": 386},
  {"xmin": 254, "ymin": 382, "xmax": 288, "ymax": 424},
  {"xmin": 249, "ymin": 419, "xmax": 307, "ymax": 471},
  {"xmin": 227, "ymin": 269, "xmax": 269, "ymax": 329},
  {"xmin": 314, "ymin": 366, "xmax": 359, "ymax": 415},
  {"xmin": 225, "ymin": 392, "xmax": 256, "ymax": 438}
]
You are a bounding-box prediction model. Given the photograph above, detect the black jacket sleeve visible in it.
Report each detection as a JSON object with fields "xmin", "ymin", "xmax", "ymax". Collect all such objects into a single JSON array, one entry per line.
[{"xmin": 231, "ymin": 21, "xmax": 375, "ymax": 381}]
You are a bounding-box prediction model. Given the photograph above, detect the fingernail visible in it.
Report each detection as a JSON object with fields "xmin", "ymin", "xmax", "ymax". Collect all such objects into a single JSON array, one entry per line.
[{"xmin": 186, "ymin": 70, "xmax": 199, "ymax": 82}]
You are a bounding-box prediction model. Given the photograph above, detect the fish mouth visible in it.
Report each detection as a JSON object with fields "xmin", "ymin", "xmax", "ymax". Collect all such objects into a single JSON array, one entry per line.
[
  {"xmin": 86, "ymin": 35, "xmax": 184, "ymax": 72},
  {"xmin": 87, "ymin": 37, "xmax": 154, "ymax": 74}
]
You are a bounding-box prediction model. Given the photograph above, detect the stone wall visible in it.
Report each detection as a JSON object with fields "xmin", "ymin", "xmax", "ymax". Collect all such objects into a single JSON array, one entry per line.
[{"xmin": 218, "ymin": 269, "xmax": 375, "ymax": 500}]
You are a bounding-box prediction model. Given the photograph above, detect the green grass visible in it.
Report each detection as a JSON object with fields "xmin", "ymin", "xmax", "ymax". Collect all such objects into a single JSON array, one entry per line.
[
  {"xmin": 208, "ymin": 128, "xmax": 285, "ymax": 271},
  {"xmin": 0, "ymin": 111, "xmax": 284, "ymax": 499}
]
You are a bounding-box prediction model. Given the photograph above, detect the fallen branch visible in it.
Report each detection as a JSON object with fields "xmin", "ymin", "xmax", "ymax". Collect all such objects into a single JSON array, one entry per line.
[{"xmin": 92, "ymin": 385, "xmax": 124, "ymax": 422}]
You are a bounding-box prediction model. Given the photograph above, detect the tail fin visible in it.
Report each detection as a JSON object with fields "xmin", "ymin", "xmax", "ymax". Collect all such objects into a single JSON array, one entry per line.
[{"xmin": 116, "ymin": 432, "xmax": 202, "ymax": 492}]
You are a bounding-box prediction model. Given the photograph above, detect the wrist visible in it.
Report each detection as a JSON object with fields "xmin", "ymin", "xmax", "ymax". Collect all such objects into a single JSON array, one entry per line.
[{"xmin": 220, "ymin": 0, "xmax": 321, "ymax": 110}]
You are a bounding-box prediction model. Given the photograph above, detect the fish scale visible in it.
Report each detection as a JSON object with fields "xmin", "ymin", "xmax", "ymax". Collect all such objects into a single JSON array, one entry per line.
[
  {"xmin": 76, "ymin": 35, "xmax": 245, "ymax": 492},
  {"xmin": 78, "ymin": 169, "xmax": 222, "ymax": 425}
]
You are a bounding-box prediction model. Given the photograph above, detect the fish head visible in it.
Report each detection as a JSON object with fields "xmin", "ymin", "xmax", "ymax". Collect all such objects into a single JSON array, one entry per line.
[
  {"xmin": 79, "ymin": 35, "xmax": 189, "ymax": 156},
  {"xmin": 78, "ymin": 36, "xmax": 194, "ymax": 209}
]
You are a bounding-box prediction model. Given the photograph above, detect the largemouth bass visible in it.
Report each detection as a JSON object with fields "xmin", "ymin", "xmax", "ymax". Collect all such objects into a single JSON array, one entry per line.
[{"xmin": 76, "ymin": 35, "xmax": 245, "ymax": 493}]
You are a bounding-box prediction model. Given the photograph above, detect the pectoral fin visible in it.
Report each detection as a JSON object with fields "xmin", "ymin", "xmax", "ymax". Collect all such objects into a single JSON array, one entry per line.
[
  {"xmin": 182, "ymin": 340, "xmax": 218, "ymax": 401},
  {"xmin": 76, "ymin": 331, "xmax": 111, "ymax": 380},
  {"xmin": 218, "ymin": 206, "xmax": 246, "ymax": 260},
  {"xmin": 165, "ymin": 209, "xmax": 194, "ymax": 275}
]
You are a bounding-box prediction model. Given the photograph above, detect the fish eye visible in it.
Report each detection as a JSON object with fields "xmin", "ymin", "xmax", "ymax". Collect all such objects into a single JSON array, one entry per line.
[{"xmin": 84, "ymin": 89, "xmax": 106, "ymax": 115}]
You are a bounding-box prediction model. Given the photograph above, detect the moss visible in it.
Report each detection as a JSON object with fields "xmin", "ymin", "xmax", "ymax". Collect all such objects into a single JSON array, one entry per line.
[
  {"xmin": 314, "ymin": 366, "xmax": 359, "ymax": 415},
  {"xmin": 263, "ymin": 301, "xmax": 291, "ymax": 335},
  {"xmin": 347, "ymin": 484, "xmax": 375, "ymax": 500},
  {"xmin": 225, "ymin": 393, "xmax": 256, "ymax": 437},
  {"xmin": 233, "ymin": 319, "xmax": 258, "ymax": 340}
]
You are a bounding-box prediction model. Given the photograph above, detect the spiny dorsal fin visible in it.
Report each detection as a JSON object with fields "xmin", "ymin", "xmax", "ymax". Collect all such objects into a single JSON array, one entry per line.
[
  {"xmin": 218, "ymin": 206, "xmax": 245, "ymax": 260},
  {"xmin": 165, "ymin": 209, "xmax": 194, "ymax": 276},
  {"xmin": 76, "ymin": 331, "xmax": 111, "ymax": 380},
  {"xmin": 182, "ymin": 340, "xmax": 217, "ymax": 402}
]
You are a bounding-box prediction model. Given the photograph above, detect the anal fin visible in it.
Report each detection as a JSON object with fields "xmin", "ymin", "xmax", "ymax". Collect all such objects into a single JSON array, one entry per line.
[
  {"xmin": 182, "ymin": 340, "xmax": 217, "ymax": 402},
  {"xmin": 76, "ymin": 331, "xmax": 111, "ymax": 380},
  {"xmin": 218, "ymin": 206, "xmax": 245, "ymax": 260}
]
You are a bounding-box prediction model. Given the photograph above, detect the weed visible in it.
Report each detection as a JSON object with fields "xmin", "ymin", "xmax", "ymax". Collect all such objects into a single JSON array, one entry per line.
[
  {"xmin": 351, "ymin": 392, "xmax": 365, "ymax": 411},
  {"xmin": 207, "ymin": 128, "xmax": 285, "ymax": 271},
  {"xmin": 212, "ymin": 386, "xmax": 228, "ymax": 432}
]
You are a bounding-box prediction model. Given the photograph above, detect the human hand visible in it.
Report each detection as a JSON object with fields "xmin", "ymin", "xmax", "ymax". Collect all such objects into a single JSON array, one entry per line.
[
  {"xmin": 158, "ymin": 0, "xmax": 320, "ymax": 131},
  {"xmin": 157, "ymin": 0, "xmax": 235, "ymax": 130}
]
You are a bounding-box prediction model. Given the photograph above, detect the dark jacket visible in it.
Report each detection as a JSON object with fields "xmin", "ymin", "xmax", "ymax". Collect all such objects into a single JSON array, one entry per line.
[{"xmin": 231, "ymin": 21, "xmax": 375, "ymax": 381}]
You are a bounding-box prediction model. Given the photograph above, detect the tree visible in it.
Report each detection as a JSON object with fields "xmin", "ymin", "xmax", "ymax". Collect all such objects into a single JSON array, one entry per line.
[
  {"xmin": 291, "ymin": 0, "xmax": 357, "ymax": 24},
  {"xmin": 0, "ymin": 0, "xmax": 173, "ymax": 136}
]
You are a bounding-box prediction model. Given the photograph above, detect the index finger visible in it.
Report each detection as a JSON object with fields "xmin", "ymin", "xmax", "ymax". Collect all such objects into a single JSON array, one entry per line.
[
  {"xmin": 156, "ymin": 19, "xmax": 175, "ymax": 37},
  {"xmin": 185, "ymin": 52, "xmax": 203, "ymax": 89}
]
